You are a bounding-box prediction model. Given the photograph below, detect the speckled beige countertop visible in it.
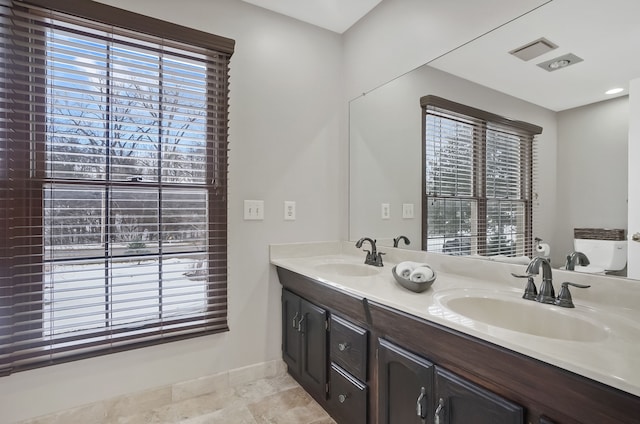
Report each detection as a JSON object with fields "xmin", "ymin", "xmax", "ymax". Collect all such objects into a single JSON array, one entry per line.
[{"xmin": 270, "ymin": 241, "xmax": 640, "ymax": 398}]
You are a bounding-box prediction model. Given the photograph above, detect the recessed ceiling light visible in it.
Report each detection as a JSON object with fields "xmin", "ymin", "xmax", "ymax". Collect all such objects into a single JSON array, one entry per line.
[
  {"xmin": 548, "ymin": 59, "xmax": 570, "ymax": 69},
  {"xmin": 605, "ymin": 88, "xmax": 624, "ymax": 95},
  {"xmin": 537, "ymin": 53, "xmax": 583, "ymax": 72}
]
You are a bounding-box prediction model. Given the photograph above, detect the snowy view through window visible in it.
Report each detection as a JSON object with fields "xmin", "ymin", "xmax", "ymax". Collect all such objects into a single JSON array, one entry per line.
[
  {"xmin": 43, "ymin": 28, "xmax": 211, "ymax": 337},
  {"xmin": 425, "ymin": 112, "xmax": 528, "ymax": 257}
]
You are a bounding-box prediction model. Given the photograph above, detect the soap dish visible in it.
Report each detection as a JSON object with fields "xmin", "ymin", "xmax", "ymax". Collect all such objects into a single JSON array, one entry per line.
[{"xmin": 391, "ymin": 265, "xmax": 436, "ymax": 293}]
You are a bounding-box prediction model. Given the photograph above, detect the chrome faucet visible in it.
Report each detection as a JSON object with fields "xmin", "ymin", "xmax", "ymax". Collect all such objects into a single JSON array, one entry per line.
[
  {"xmin": 393, "ymin": 235, "xmax": 410, "ymax": 248},
  {"xmin": 565, "ymin": 251, "xmax": 590, "ymax": 271},
  {"xmin": 355, "ymin": 237, "xmax": 385, "ymax": 267},
  {"xmin": 526, "ymin": 257, "xmax": 555, "ymax": 304}
]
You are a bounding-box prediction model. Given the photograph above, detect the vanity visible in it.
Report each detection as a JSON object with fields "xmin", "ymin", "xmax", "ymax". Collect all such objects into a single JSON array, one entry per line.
[{"xmin": 271, "ymin": 241, "xmax": 640, "ymax": 424}]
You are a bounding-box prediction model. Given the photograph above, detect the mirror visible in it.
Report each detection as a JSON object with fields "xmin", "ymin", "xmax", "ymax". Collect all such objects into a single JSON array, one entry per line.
[{"xmin": 349, "ymin": 0, "xmax": 638, "ymax": 277}]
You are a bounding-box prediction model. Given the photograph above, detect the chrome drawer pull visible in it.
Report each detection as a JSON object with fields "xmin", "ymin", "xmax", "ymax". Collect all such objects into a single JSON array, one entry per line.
[
  {"xmin": 338, "ymin": 393, "xmax": 349, "ymax": 403},
  {"xmin": 416, "ymin": 387, "xmax": 426, "ymax": 418},
  {"xmin": 291, "ymin": 312, "xmax": 299, "ymax": 329},
  {"xmin": 434, "ymin": 398, "xmax": 445, "ymax": 424},
  {"xmin": 338, "ymin": 342, "xmax": 350, "ymax": 352}
]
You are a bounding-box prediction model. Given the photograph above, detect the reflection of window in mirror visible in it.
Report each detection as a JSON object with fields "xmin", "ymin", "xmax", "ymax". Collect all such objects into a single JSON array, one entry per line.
[{"xmin": 421, "ymin": 96, "xmax": 542, "ymax": 258}]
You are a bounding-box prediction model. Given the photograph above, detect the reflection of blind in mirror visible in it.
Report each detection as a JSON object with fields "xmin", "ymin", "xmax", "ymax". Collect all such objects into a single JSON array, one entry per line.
[{"xmin": 422, "ymin": 96, "xmax": 541, "ymax": 258}]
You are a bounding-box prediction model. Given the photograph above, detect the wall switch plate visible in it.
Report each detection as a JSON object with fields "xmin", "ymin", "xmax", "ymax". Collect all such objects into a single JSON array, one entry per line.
[
  {"xmin": 381, "ymin": 203, "xmax": 390, "ymax": 219},
  {"xmin": 284, "ymin": 201, "xmax": 296, "ymax": 220},
  {"xmin": 244, "ymin": 200, "xmax": 264, "ymax": 220},
  {"xmin": 402, "ymin": 203, "xmax": 414, "ymax": 219}
]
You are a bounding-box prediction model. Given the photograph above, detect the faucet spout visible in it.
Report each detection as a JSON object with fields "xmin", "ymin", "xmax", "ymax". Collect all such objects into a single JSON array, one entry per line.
[
  {"xmin": 526, "ymin": 257, "xmax": 555, "ymax": 304},
  {"xmin": 565, "ymin": 251, "xmax": 590, "ymax": 271},
  {"xmin": 393, "ymin": 235, "xmax": 410, "ymax": 248},
  {"xmin": 355, "ymin": 237, "xmax": 384, "ymax": 267}
]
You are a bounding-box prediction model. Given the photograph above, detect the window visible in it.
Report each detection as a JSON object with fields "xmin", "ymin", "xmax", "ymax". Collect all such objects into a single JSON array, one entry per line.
[
  {"xmin": 0, "ymin": 0, "xmax": 234, "ymax": 375},
  {"xmin": 421, "ymin": 96, "xmax": 542, "ymax": 258}
]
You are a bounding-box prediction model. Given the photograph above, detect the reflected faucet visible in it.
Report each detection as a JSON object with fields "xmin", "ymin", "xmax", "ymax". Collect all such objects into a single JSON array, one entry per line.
[
  {"xmin": 565, "ymin": 251, "xmax": 590, "ymax": 271},
  {"xmin": 393, "ymin": 235, "xmax": 410, "ymax": 248},
  {"xmin": 526, "ymin": 257, "xmax": 555, "ymax": 304},
  {"xmin": 355, "ymin": 237, "xmax": 385, "ymax": 267}
]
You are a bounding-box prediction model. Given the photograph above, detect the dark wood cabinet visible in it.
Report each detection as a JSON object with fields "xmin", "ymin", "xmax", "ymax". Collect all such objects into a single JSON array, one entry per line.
[
  {"xmin": 435, "ymin": 367, "xmax": 523, "ymax": 424},
  {"xmin": 277, "ymin": 266, "xmax": 640, "ymax": 424},
  {"xmin": 327, "ymin": 363, "xmax": 368, "ymax": 424},
  {"xmin": 378, "ymin": 338, "xmax": 522, "ymax": 424},
  {"xmin": 281, "ymin": 289, "xmax": 328, "ymax": 402},
  {"xmin": 330, "ymin": 314, "xmax": 368, "ymax": 381},
  {"xmin": 378, "ymin": 338, "xmax": 434, "ymax": 424}
]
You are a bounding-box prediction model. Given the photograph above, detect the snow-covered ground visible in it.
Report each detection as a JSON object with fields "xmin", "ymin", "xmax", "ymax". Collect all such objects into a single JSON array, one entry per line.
[{"xmin": 43, "ymin": 257, "xmax": 208, "ymax": 336}]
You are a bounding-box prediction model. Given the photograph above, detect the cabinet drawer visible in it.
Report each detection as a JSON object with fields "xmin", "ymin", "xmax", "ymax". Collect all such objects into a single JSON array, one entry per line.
[
  {"xmin": 330, "ymin": 314, "xmax": 368, "ymax": 381},
  {"xmin": 328, "ymin": 364, "xmax": 367, "ymax": 424}
]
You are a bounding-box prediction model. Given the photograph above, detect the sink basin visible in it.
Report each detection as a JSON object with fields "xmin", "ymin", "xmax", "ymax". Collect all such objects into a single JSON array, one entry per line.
[
  {"xmin": 439, "ymin": 293, "xmax": 608, "ymax": 342},
  {"xmin": 314, "ymin": 262, "xmax": 380, "ymax": 277}
]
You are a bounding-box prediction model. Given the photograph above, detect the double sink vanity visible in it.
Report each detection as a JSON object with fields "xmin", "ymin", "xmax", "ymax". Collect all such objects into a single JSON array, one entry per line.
[{"xmin": 270, "ymin": 241, "xmax": 640, "ymax": 424}]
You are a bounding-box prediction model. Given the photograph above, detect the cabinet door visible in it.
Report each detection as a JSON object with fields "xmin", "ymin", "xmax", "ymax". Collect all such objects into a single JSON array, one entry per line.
[
  {"xmin": 282, "ymin": 290, "xmax": 302, "ymax": 373},
  {"xmin": 435, "ymin": 367, "xmax": 523, "ymax": 424},
  {"xmin": 299, "ymin": 298, "xmax": 328, "ymax": 400},
  {"xmin": 378, "ymin": 338, "xmax": 434, "ymax": 424}
]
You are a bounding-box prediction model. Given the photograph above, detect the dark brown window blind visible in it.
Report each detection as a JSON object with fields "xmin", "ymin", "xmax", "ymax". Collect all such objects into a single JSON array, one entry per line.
[
  {"xmin": 421, "ymin": 96, "xmax": 542, "ymax": 258},
  {"xmin": 0, "ymin": 0, "xmax": 234, "ymax": 375}
]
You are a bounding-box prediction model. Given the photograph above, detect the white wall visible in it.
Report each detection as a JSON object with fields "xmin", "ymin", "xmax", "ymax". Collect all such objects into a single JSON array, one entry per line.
[
  {"xmin": 0, "ymin": 1, "xmax": 346, "ymax": 421},
  {"xmin": 554, "ymin": 97, "xmax": 629, "ymax": 266}
]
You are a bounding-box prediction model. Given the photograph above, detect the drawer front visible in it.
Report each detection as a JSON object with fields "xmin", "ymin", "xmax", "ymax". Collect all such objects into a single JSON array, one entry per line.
[
  {"xmin": 328, "ymin": 364, "xmax": 367, "ymax": 424},
  {"xmin": 330, "ymin": 314, "xmax": 368, "ymax": 381}
]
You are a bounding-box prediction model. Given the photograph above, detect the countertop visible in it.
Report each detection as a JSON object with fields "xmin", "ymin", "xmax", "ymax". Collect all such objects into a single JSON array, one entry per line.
[{"xmin": 270, "ymin": 241, "xmax": 640, "ymax": 398}]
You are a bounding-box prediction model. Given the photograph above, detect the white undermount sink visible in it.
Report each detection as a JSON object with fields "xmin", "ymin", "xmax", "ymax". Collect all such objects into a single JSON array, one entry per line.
[
  {"xmin": 313, "ymin": 260, "xmax": 381, "ymax": 277},
  {"xmin": 437, "ymin": 291, "xmax": 609, "ymax": 342}
]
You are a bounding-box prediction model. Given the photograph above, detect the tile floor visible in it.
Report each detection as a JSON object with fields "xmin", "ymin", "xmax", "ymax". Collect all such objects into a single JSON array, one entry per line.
[
  {"xmin": 113, "ymin": 373, "xmax": 336, "ymax": 424},
  {"xmin": 73, "ymin": 373, "xmax": 334, "ymax": 424}
]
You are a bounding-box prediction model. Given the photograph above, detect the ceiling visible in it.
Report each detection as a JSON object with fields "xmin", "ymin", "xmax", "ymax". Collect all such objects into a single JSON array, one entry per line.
[
  {"xmin": 429, "ymin": 0, "xmax": 640, "ymax": 111},
  {"xmin": 240, "ymin": 0, "xmax": 382, "ymax": 34},
  {"xmin": 241, "ymin": 0, "xmax": 640, "ymax": 111}
]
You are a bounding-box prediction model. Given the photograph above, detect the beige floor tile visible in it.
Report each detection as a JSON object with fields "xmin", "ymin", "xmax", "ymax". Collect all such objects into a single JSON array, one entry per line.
[
  {"xmin": 246, "ymin": 387, "xmax": 333, "ymax": 424},
  {"xmin": 177, "ymin": 405, "xmax": 258, "ymax": 424},
  {"xmin": 23, "ymin": 373, "xmax": 335, "ymax": 424}
]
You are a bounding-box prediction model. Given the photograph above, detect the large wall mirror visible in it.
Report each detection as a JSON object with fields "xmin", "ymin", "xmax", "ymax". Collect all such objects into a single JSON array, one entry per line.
[{"xmin": 349, "ymin": 0, "xmax": 640, "ymax": 278}]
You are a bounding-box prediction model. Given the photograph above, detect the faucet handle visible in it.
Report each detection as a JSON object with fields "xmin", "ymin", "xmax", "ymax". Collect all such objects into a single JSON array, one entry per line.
[
  {"xmin": 555, "ymin": 282, "xmax": 590, "ymax": 308},
  {"xmin": 510, "ymin": 273, "xmax": 534, "ymax": 279},
  {"xmin": 511, "ymin": 273, "xmax": 538, "ymax": 300}
]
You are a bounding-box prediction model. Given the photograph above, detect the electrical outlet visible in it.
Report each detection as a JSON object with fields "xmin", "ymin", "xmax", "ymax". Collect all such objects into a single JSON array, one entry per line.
[
  {"xmin": 284, "ymin": 201, "xmax": 296, "ymax": 220},
  {"xmin": 244, "ymin": 200, "xmax": 264, "ymax": 220},
  {"xmin": 402, "ymin": 203, "xmax": 414, "ymax": 219},
  {"xmin": 381, "ymin": 203, "xmax": 390, "ymax": 219}
]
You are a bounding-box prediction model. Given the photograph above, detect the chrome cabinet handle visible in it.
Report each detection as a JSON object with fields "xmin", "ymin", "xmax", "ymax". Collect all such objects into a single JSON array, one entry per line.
[
  {"xmin": 632, "ymin": 232, "xmax": 640, "ymax": 242},
  {"xmin": 434, "ymin": 398, "xmax": 445, "ymax": 424},
  {"xmin": 416, "ymin": 387, "xmax": 427, "ymax": 418},
  {"xmin": 338, "ymin": 342, "xmax": 350, "ymax": 352},
  {"xmin": 338, "ymin": 393, "xmax": 348, "ymax": 403},
  {"xmin": 297, "ymin": 315, "xmax": 305, "ymax": 333},
  {"xmin": 291, "ymin": 312, "xmax": 299, "ymax": 329}
]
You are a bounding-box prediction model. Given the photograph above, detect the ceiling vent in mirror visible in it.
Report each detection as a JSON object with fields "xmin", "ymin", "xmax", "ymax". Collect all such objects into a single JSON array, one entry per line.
[
  {"xmin": 537, "ymin": 53, "xmax": 584, "ymax": 72},
  {"xmin": 509, "ymin": 37, "xmax": 558, "ymax": 61}
]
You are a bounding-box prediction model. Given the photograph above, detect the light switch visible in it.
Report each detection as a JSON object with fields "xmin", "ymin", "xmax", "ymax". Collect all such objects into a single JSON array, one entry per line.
[
  {"xmin": 402, "ymin": 203, "xmax": 414, "ymax": 219},
  {"xmin": 244, "ymin": 200, "xmax": 264, "ymax": 220}
]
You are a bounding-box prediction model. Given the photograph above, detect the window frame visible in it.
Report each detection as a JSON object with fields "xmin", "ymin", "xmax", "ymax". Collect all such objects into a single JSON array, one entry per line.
[
  {"xmin": 420, "ymin": 95, "xmax": 542, "ymax": 258},
  {"xmin": 0, "ymin": 0, "xmax": 234, "ymax": 376}
]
